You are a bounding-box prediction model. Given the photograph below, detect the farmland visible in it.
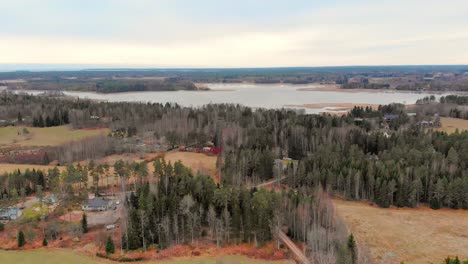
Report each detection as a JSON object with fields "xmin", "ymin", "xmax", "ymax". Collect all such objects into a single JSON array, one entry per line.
[
  {"xmin": 434, "ymin": 117, "xmax": 468, "ymax": 134},
  {"xmin": 0, "ymin": 126, "xmax": 110, "ymax": 147},
  {"xmin": 334, "ymin": 199, "xmax": 468, "ymax": 264}
]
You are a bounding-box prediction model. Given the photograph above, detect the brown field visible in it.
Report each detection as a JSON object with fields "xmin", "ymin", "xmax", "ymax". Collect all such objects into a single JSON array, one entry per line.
[
  {"xmin": 334, "ymin": 199, "xmax": 468, "ymax": 264},
  {"xmin": 434, "ymin": 117, "xmax": 468, "ymax": 134},
  {"xmin": 0, "ymin": 126, "xmax": 110, "ymax": 147},
  {"xmin": 165, "ymin": 151, "xmax": 218, "ymax": 179},
  {"xmin": 0, "ymin": 163, "xmax": 65, "ymax": 174}
]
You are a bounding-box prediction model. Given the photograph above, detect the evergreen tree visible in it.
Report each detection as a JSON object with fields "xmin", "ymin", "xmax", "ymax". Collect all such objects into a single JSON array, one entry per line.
[
  {"xmin": 42, "ymin": 237, "xmax": 48, "ymax": 246},
  {"xmin": 18, "ymin": 230, "xmax": 25, "ymax": 247},
  {"xmin": 106, "ymin": 236, "xmax": 115, "ymax": 254},
  {"xmin": 347, "ymin": 233, "xmax": 357, "ymax": 264},
  {"xmin": 81, "ymin": 213, "xmax": 88, "ymax": 233}
]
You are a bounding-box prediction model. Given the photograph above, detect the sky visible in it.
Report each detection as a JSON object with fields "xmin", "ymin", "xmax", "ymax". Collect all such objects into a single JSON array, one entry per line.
[{"xmin": 0, "ymin": 0, "xmax": 468, "ymax": 68}]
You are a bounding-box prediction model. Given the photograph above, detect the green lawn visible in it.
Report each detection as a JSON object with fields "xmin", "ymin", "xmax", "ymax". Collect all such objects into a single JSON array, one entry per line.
[
  {"xmin": 21, "ymin": 204, "xmax": 49, "ymax": 221},
  {"xmin": 0, "ymin": 250, "xmax": 294, "ymax": 264},
  {"xmin": 0, "ymin": 125, "xmax": 110, "ymax": 146}
]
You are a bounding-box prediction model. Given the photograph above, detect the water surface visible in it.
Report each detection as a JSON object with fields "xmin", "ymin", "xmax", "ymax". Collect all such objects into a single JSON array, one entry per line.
[{"xmin": 23, "ymin": 83, "xmax": 452, "ymax": 113}]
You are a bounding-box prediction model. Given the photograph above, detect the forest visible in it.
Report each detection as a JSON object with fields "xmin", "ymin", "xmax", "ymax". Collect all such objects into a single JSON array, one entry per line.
[
  {"xmin": 0, "ymin": 91, "xmax": 466, "ymax": 263},
  {"xmin": 415, "ymin": 95, "xmax": 468, "ymax": 120},
  {"xmin": 2, "ymin": 65, "xmax": 468, "ymax": 92},
  {"xmin": 1, "ymin": 92, "xmax": 467, "ymax": 210}
]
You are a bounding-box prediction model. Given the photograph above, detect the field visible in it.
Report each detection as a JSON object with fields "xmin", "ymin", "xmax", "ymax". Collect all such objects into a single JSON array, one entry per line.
[
  {"xmin": 334, "ymin": 199, "xmax": 468, "ymax": 263},
  {"xmin": 164, "ymin": 151, "xmax": 218, "ymax": 179},
  {"xmin": 0, "ymin": 163, "xmax": 65, "ymax": 174},
  {"xmin": 434, "ymin": 117, "xmax": 468, "ymax": 134},
  {"xmin": 0, "ymin": 126, "xmax": 110, "ymax": 146},
  {"xmin": 0, "ymin": 249, "xmax": 293, "ymax": 264}
]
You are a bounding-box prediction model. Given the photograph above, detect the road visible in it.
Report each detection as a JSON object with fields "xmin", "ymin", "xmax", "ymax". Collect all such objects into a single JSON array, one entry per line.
[{"xmin": 276, "ymin": 229, "xmax": 311, "ymax": 264}]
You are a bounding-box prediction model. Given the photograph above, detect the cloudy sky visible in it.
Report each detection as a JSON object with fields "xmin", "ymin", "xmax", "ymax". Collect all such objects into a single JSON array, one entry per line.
[{"xmin": 1, "ymin": 0, "xmax": 467, "ymax": 68}]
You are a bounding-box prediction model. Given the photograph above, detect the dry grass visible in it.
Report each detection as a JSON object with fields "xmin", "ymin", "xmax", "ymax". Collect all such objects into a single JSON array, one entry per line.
[
  {"xmin": 0, "ymin": 249, "xmax": 292, "ymax": 264},
  {"xmin": 0, "ymin": 126, "xmax": 110, "ymax": 147},
  {"xmin": 434, "ymin": 117, "xmax": 468, "ymax": 134},
  {"xmin": 0, "ymin": 163, "xmax": 65, "ymax": 174},
  {"xmin": 165, "ymin": 151, "xmax": 218, "ymax": 179},
  {"xmin": 334, "ymin": 199, "xmax": 468, "ymax": 264}
]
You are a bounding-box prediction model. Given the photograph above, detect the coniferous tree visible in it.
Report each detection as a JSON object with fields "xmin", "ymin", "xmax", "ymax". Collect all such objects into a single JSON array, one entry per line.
[
  {"xmin": 81, "ymin": 213, "xmax": 88, "ymax": 233},
  {"xmin": 347, "ymin": 233, "xmax": 357, "ymax": 264},
  {"xmin": 106, "ymin": 236, "xmax": 115, "ymax": 254},
  {"xmin": 18, "ymin": 230, "xmax": 25, "ymax": 247}
]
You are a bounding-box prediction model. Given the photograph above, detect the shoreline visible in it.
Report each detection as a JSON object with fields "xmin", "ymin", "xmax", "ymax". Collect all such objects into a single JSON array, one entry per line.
[{"xmin": 297, "ymin": 86, "xmax": 468, "ymax": 94}]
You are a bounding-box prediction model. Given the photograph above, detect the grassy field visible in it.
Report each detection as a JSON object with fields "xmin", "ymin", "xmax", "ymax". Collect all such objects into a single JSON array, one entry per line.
[
  {"xmin": 0, "ymin": 126, "xmax": 110, "ymax": 146},
  {"xmin": 334, "ymin": 199, "xmax": 468, "ymax": 264},
  {"xmin": 0, "ymin": 249, "xmax": 293, "ymax": 264},
  {"xmin": 434, "ymin": 117, "xmax": 468, "ymax": 134},
  {"xmin": 165, "ymin": 151, "xmax": 218, "ymax": 179},
  {"xmin": 0, "ymin": 163, "xmax": 65, "ymax": 174}
]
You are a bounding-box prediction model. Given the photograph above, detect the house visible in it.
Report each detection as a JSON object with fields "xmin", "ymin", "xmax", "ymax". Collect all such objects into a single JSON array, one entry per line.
[
  {"xmin": 82, "ymin": 197, "xmax": 111, "ymax": 211},
  {"xmin": 42, "ymin": 194, "xmax": 59, "ymax": 205},
  {"xmin": 0, "ymin": 208, "xmax": 22, "ymax": 221},
  {"xmin": 384, "ymin": 114, "xmax": 399, "ymax": 120}
]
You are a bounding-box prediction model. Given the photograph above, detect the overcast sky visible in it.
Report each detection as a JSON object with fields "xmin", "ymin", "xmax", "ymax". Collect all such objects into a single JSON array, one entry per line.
[{"xmin": 1, "ymin": 0, "xmax": 467, "ymax": 68}]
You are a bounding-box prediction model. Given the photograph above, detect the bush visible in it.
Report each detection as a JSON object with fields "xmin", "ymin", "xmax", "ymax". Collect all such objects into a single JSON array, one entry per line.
[
  {"xmin": 0, "ymin": 222, "xmax": 4, "ymax": 232},
  {"xmin": 45, "ymin": 221, "xmax": 60, "ymax": 240}
]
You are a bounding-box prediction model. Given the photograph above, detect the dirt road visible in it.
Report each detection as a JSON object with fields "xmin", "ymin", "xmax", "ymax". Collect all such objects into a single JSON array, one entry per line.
[{"xmin": 277, "ymin": 229, "xmax": 311, "ymax": 264}]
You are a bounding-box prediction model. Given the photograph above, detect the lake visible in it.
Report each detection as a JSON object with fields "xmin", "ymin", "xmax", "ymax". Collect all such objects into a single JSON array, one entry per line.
[{"xmin": 22, "ymin": 83, "xmax": 455, "ymax": 114}]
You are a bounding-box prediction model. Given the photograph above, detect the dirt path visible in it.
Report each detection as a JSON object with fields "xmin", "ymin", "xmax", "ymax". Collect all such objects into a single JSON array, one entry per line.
[{"xmin": 277, "ymin": 229, "xmax": 311, "ymax": 264}]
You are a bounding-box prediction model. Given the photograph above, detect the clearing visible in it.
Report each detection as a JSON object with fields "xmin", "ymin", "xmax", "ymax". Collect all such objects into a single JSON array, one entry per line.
[
  {"xmin": 0, "ymin": 249, "xmax": 293, "ymax": 264},
  {"xmin": 334, "ymin": 199, "xmax": 468, "ymax": 264},
  {"xmin": 0, "ymin": 126, "xmax": 110, "ymax": 146},
  {"xmin": 164, "ymin": 151, "xmax": 218, "ymax": 179},
  {"xmin": 434, "ymin": 117, "xmax": 468, "ymax": 134}
]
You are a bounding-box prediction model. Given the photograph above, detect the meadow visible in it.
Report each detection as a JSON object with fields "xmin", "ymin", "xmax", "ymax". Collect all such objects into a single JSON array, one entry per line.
[
  {"xmin": 0, "ymin": 126, "xmax": 110, "ymax": 147},
  {"xmin": 334, "ymin": 199, "xmax": 468, "ymax": 263}
]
